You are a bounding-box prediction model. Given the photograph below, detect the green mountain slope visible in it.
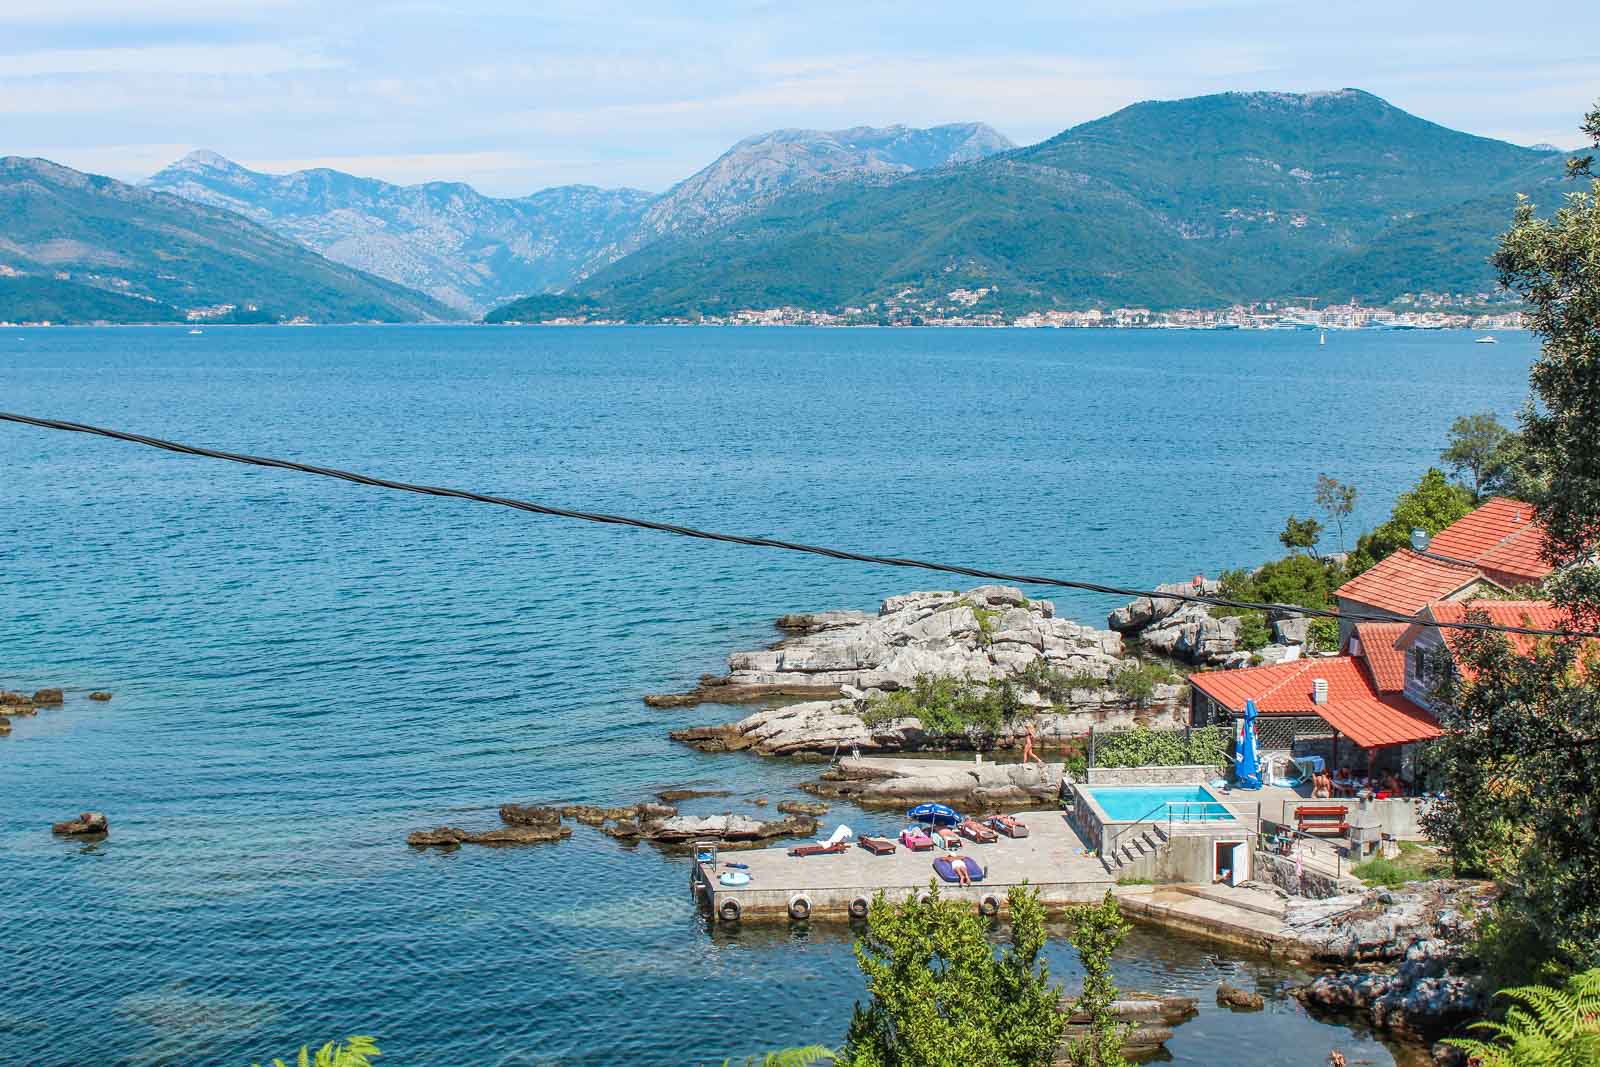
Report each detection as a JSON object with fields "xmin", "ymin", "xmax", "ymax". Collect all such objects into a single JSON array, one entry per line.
[
  {"xmin": 0, "ymin": 277, "xmax": 182, "ymax": 324},
  {"xmin": 491, "ymin": 90, "xmax": 1566, "ymax": 321},
  {"xmin": 1, "ymin": 157, "xmax": 458, "ymax": 323}
]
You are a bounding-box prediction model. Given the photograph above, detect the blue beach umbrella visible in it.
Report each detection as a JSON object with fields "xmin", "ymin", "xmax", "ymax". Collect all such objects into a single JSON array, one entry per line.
[
  {"xmin": 1234, "ymin": 700, "xmax": 1263, "ymax": 790},
  {"xmin": 907, "ymin": 802, "xmax": 961, "ymax": 826}
]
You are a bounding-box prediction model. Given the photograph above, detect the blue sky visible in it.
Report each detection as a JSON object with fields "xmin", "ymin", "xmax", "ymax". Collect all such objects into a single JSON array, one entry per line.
[{"xmin": 3, "ymin": 0, "xmax": 1596, "ymax": 196}]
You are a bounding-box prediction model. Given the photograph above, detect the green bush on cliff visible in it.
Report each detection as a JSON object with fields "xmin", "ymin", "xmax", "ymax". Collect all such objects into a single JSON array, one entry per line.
[
  {"xmin": 860, "ymin": 674, "xmax": 1024, "ymax": 739},
  {"xmin": 1093, "ymin": 725, "xmax": 1230, "ymax": 770},
  {"xmin": 1443, "ymin": 968, "xmax": 1600, "ymax": 1066}
]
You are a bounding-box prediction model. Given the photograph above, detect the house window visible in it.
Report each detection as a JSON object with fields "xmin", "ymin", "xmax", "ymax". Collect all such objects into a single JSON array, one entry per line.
[{"xmin": 1412, "ymin": 647, "xmax": 1426, "ymax": 682}]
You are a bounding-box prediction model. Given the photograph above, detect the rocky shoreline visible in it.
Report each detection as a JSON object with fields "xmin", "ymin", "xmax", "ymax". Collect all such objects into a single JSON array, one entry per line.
[
  {"xmin": 406, "ymin": 797, "xmax": 821, "ymax": 850},
  {"xmin": 2, "ymin": 685, "xmax": 112, "ymax": 737},
  {"xmin": 660, "ymin": 585, "xmax": 1185, "ymax": 756},
  {"xmin": 1287, "ymin": 880, "xmax": 1494, "ymax": 1046}
]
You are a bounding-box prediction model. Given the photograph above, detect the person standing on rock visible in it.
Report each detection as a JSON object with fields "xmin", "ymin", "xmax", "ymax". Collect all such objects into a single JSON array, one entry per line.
[{"xmin": 1021, "ymin": 720, "xmax": 1045, "ymax": 767}]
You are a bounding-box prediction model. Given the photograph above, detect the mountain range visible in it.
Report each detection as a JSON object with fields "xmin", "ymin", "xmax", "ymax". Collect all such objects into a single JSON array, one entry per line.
[
  {"xmin": 499, "ymin": 90, "xmax": 1566, "ymax": 322},
  {"xmin": 0, "ymin": 156, "xmax": 454, "ymax": 323},
  {"xmin": 1, "ymin": 92, "xmax": 1573, "ymax": 325},
  {"xmin": 142, "ymin": 124, "xmax": 1013, "ymax": 315}
]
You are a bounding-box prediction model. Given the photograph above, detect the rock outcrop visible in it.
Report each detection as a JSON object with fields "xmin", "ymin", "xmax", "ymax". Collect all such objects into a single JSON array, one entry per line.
[
  {"xmin": 642, "ymin": 813, "xmax": 817, "ymax": 843},
  {"xmin": 802, "ymin": 755, "xmax": 1059, "ymax": 808},
  {"xmin": 775, "ymin": 800, "xmax": 829, "ymax": 816},
  {"xmin": 665, "ymin": 585, "xmax": 1183, "ymax": 755},
  {"xmin": 51, "ymin": 811, "xmax": 109, "ymax": 836},
  {"xmin": 1108, "ymin": 579, "xmax": 1322, "ymax": 667},
  {"xmin": 89, "ymin": 691, "xmax": 113, "ymax": 701},
  {"xmin": 1290, "ymin": 881, "xmax": 1493, "ymax": 1036},
  {"xmin": 33, "ymin": 688, "xmax": 64, "ymax": 705},
  {"xmin": 407, "ymin": 823, "xmax": 572, "ymax": 847},
  {"xmin": 1216, "ymin": 982, "xmax": 1265, "ymax": 1011}
]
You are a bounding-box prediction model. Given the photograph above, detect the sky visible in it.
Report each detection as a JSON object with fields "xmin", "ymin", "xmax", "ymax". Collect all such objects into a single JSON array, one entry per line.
[{"xmin": 3, "ymin": 0, "xmax": 1597, "ymax": 197}]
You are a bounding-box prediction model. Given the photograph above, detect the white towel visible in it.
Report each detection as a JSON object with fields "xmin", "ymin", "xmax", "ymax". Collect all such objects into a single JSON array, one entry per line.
[{"xmin": 819, "ymin": 824, "xmax": 853, "ymax": 847}]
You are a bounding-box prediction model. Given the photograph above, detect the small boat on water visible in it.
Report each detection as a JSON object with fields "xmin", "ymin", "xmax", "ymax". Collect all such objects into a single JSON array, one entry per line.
[
  {"xmin": 188, "ymin": 328, "xmax": 203, "ymax": 335},
  {"xmin": 1475, "ymin": 335, "xmax": 1499, "ymax": 344}
]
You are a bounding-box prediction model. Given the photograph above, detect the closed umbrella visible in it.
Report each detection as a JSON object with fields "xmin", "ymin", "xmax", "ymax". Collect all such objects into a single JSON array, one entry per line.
[{"xmin": 1234, "ymin": 699, "xmax": 1263, "ymax": 790}]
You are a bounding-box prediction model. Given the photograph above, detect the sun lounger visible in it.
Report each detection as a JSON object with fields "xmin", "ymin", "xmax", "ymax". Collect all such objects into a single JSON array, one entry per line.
[
  {"xmin": 787, "ymin": 841, "xmax": 850, "ymax": 858},
  {"xmin": 932, "ymin": 855, "xmax": 986, "ymax": 883},
  {"xmin": 932, "ymin": 826, "xmax": 962, "ymax": 850},
  {"xmin": 857, "ymin": 835, "xmax": 896, "ymax": 856},
  {"xmin": 985, "ymin": 814, "xmax": 1029, "ymax": 839},
  {"xmin": 958, "ymin": 818, "xmax": 997, "ymax": 844},
  {"xmin": 899, "ymin": 826, "xmax": 934, "ymax": 851}
]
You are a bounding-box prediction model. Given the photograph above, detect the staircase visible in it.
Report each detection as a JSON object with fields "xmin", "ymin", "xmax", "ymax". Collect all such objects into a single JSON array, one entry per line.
[{"xmin": 1100, "ymin": 823, "xmax": 1169, "ymax": 876}]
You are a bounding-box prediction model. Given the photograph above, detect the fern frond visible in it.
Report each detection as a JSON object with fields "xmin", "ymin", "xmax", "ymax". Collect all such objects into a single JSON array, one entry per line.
[{"xmin": 758, "ymin": 1046, "xmax": 834, "ymax": 1067}]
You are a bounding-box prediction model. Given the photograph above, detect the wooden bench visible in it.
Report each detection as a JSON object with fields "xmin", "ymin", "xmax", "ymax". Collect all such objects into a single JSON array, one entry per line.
[{"xmin": 1296, "ymin": 805, "xmax": 1351, "ymax": 836}]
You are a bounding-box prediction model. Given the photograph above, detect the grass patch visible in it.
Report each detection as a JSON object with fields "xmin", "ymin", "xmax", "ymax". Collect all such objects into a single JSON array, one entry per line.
[
  {"xmin": 1351, "ymin": 841, "xmax": 1450, "ymax": 887},
  {"xmin": 1116, "ymin": 876, "xmax": 1153, "ymax": 886}
]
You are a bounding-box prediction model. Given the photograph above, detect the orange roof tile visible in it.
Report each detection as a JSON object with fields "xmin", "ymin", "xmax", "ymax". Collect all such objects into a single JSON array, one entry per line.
[
  {"xmin": 1428, "ymin": 498, "xmax": 1548, "ymax": 582},
  {"xmin": 1189, "ymin": 656, "xmax": 1440, "ymax": 748},
  {"xmin": 1353, "ymin": 622, "xmax": 1410, "ymax": 692},
  {"xmin": 1336, "ymin": 548, "xmax": 1488, "ymax": 616},
  {"xmin": 1427, "ymin": 599, "xmax": 1573, "ymax": 660}
]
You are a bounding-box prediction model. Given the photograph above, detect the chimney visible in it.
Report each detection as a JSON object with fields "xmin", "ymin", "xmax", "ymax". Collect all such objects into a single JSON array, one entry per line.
[{"xmin": 1312, "ymin": 678, "xmax": 1329, "ymax": 705}]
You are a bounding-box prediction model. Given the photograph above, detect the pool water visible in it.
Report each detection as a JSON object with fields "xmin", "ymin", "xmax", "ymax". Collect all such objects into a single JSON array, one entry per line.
[{"xmin": 1086, "ymin": 785, "xmax": 1236, "ymax": 822}]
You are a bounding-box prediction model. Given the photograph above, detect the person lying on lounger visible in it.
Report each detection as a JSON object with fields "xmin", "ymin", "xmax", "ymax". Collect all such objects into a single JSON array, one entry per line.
[{"xmin": 953, "ymin": 857, "xmax": 972, "ymax": 886}]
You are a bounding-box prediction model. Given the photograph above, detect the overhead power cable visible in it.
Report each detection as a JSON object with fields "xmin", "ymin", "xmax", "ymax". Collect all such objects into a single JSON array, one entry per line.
[{"xmin": 2, "ymin": 409, "xmax": 1596, "ymax": 640}]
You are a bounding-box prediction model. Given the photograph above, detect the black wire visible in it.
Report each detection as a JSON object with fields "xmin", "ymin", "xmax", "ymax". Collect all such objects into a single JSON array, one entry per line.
[{"xmin": 3, "ymin": 409, "xmax": 1595, "ymax": 640}]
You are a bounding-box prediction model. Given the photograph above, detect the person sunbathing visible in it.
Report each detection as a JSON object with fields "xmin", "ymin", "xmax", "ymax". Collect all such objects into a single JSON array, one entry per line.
[{"xmin": 953, "ymin": 857, "xmax": 972, "ymax": 886}]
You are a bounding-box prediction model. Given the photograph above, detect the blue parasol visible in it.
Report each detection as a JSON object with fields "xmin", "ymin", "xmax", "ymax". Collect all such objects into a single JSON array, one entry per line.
[
  {"xmin": 906, "ymin": 802, "xmax": 961, "ymax": 825},
  {"xmin": 1234, "ymin": 699, "xmax": 1263, "ymax": 790}
]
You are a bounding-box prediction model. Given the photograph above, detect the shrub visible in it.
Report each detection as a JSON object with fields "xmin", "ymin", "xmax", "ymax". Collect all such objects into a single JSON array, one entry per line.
[
  {"xmin": 1110, "ymin": 660, "xmax": 1178, "ymax": 707},
  {"xmin": 1306, "ymin": 617, "xmax": 1341, "ymax": 653},
  {"xmin": 839, "ymin": 884, "xmax": 1065, "ymax": 1067},
  {"xmin": 1234, "ymin": 612, "xmax": 1272, "ymax": 651},
  {"xmin": 1017, "ymin": 659, "xmax": 1106, "ymax": 702},
  {"xmin": 859, "ymin": 674, "xmax": 1024, "ymax": 739},
  {"xmin": 1093, "ymin": 725, "xmax": 1230, "ymax": 769}
]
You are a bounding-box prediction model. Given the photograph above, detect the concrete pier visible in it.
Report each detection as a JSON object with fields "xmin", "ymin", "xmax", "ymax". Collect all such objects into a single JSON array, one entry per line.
[{"xmin": 694, "ymin": 810, "xmax": 1115, "ymax": 922}]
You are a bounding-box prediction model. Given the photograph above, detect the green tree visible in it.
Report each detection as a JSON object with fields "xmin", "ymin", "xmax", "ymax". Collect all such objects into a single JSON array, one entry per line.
[
  {"xmin": 250, "ymin": 1037, "xmax": 380, "ymax": 1067},
  {"xmin": 1314, "ymin": 475, "xmax": 1358, "ymax": 553},
  {"xmin": 1348, "ymin": 468, "xmax": 1474, "ymax": 573},
  {"xmin": 1278, "ymin": 514, "xmax": 1324, "ymax": 557},
  {"xmin": 1421, "ymin": 100, "xmax": 1600, "ymax": 980},
  {"xmin": 1061, "ymin": 892, "xmax": 1133, "ymax": 1067},
  {"xmin": 1444, "ymin": 968, "xmax": 1600, "ymax": 1067},
  {"xmin": 839, "ymin": 884, "xmax": 1064, "ymax": 1067},
  {"xmin": 1494, "ymin": 98, "xmax": 1600, "ymax": 627},
  {"xmin": 1441, "ymin": 412, "xmax": 1513, "ymax": 502}
]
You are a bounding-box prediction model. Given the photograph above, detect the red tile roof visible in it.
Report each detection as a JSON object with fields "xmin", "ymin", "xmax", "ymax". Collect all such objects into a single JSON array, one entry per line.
[
  {"xmin": 1190, "ymin": 656, "xmax": 1440, "ymax": 748},
  {"xmin": 1353, "ymin": 622, "xmax": 1410, "ymax": 692},
  {"xmin": 1336, "ymin": 548, "xmax": 1487, "ymax": 616},
  {"xmin": 1335, "ymin": 499, "xmax": 1553, "ymax": 619},
  {"xmin": 1428, "ymin": 498, "xmax": 1550, "ymax": 586},
  {"xmin": 1426, "ymin": 599, "xmax": 1573, "ymax": 660}
]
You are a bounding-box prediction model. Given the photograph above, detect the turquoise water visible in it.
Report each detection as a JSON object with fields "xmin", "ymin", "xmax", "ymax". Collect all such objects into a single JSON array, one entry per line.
[
  {"xmin": 0, "ymin": 325, "xmax": 1534, "ymax": 1066},
  {"xmin": 1085, "ymin": 785, "xmax": 1236, "ymax": 822}
]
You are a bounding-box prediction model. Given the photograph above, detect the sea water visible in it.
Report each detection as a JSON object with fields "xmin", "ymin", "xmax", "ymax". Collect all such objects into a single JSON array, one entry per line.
[{"xmin": 0, "ymin": 325, "xmax": 1533, "ymax": 1065}]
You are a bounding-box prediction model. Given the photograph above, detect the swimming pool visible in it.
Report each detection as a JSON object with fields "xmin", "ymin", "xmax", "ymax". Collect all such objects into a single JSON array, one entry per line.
[{"xmin": 1082, "ymin": 785, "xmax": 1236, "ymax": 823}]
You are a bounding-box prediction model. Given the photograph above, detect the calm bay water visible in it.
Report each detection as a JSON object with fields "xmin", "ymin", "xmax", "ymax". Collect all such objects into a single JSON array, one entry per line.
[{"xmin": 0, "ymin": 325, "xmax": 1534, "ymax": 1066}]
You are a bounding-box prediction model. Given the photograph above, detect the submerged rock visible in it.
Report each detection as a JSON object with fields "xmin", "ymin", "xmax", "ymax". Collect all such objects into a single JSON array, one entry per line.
[
  {"xmin": 1217, "ymin": 982, "xmax": 1265, "ymax": 1011},
  {"xmin": 89, "ymin": 691, "xmax": 114, "ymax": 701},
  {"xmin": 498, "ymin": 804, "xmax": 563, "ymax": 828},
  {"xmin": 406, "ymin": 823, "xmax": 572, "ymax": 848},
  {"xmin": 51, "ymin": 811, "xmax": 108, "ymax": 836},
  {"xmin": 775, "ymin": 799, "xmax": 829, "ymax": 816},
  {"xmin": 32, "ymin": 688, "xmax": 64, "ymax": 705},
  {"xmin": 0, "ymin": 692, "xmax": 36, "ymax": 713},
  {"xmin": 655, "ymin": 788, "xmax": 734, "ymax": 803}
]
